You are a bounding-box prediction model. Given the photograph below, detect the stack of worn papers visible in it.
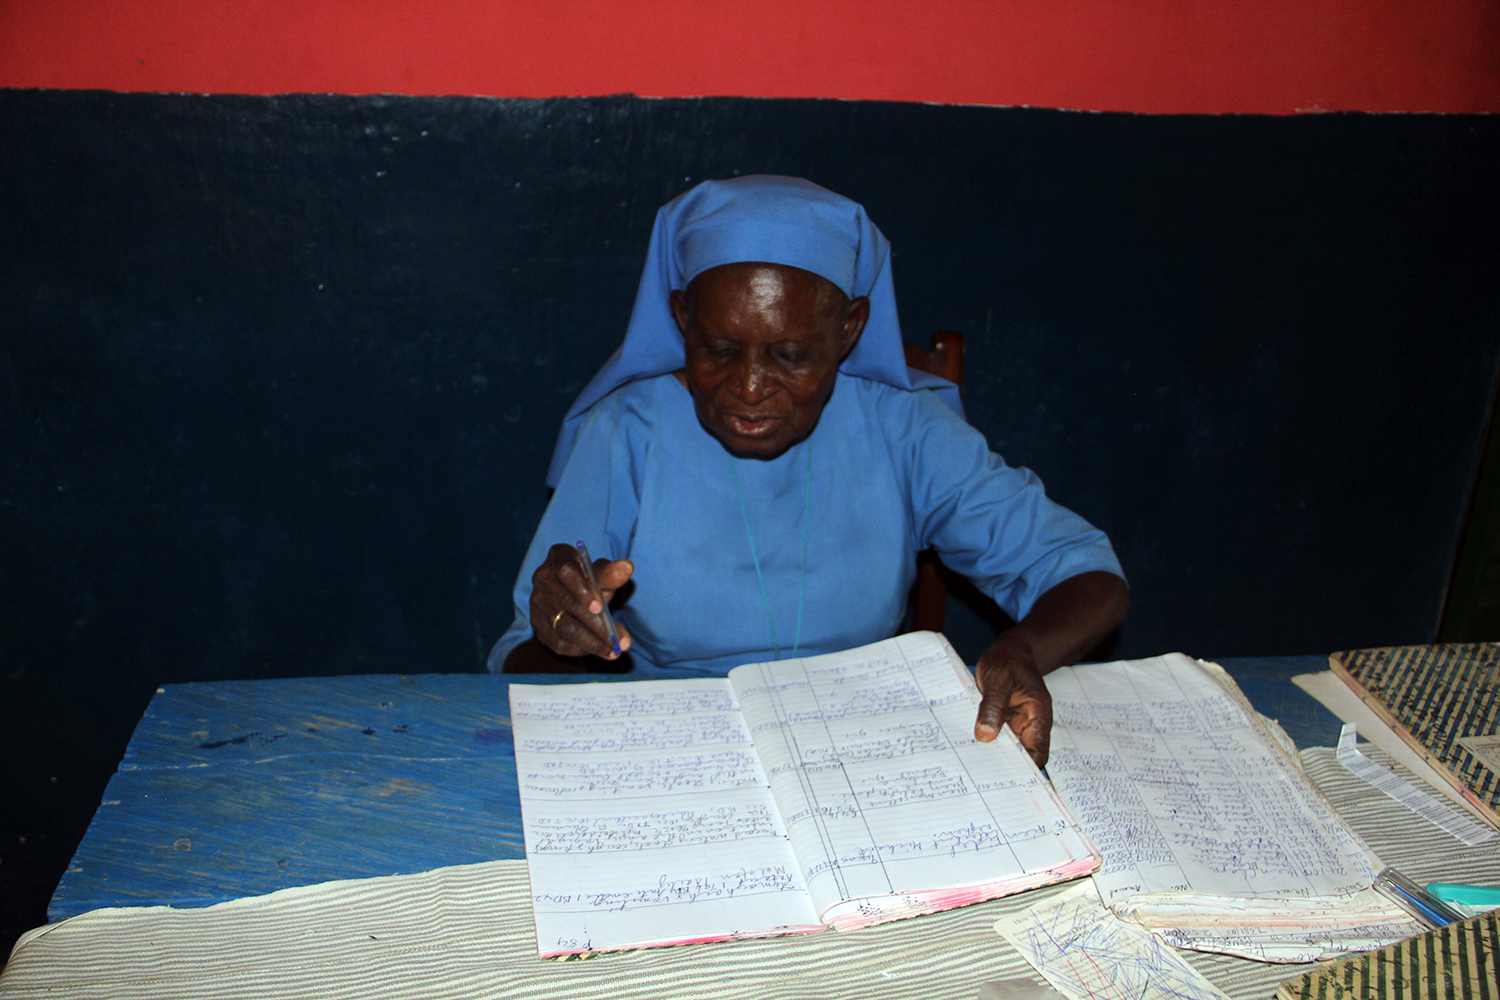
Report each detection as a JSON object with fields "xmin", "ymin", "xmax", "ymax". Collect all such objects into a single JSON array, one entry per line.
[{"xmin": 1043, "ymin": 654, "xmax": 1425, "ymax": 963}]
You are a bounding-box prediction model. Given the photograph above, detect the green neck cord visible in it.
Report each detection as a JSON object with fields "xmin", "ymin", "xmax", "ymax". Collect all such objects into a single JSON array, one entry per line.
[{"xmin": 728, "ymin": 441, "xmax": 812, "ymax": 660}]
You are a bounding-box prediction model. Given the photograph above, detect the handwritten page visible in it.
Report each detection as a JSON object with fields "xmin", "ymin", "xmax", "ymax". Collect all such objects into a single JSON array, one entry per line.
[
  {"xmin": 731, "ymin": 633, "xmax": 1099, "ymax": 929},
  {"xmin": 510, "ymin": 680, "xmax": 820, "ymax": 956},
  {"xmin": 1044, "ymin": 654, "xmax": 1378, "ymax": 907},
  {"xmin": 993, "ymin": 881, "xmax": 1232, "ymax": 1000}
]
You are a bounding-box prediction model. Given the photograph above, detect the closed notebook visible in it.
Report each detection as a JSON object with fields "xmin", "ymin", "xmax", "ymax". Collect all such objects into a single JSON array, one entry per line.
[
  {"xmin": 1331, "ymin": 642, "xmax": 1500, "ymax": 828},
  {"xmin": 509, "ymin": 632, "xmax": 1101, "ymax": 957}
]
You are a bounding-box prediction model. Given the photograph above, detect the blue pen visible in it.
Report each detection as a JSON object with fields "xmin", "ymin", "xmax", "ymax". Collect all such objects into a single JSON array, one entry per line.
[
  {"xmin": 1374, "ymin": 868, "xmax": 1465, "ymax": 929},
  {"xmin": 575, "ymin": 540, "xmax": 623, "ymax": 658}
]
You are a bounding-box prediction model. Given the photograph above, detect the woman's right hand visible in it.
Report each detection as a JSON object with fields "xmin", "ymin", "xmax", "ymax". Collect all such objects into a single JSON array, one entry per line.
[{"xmin": 529, "ymin": 543, "xmax": 634, "ymax": 660}]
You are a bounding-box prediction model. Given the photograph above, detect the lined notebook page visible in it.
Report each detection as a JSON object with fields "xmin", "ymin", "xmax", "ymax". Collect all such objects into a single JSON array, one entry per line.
[
  {"xmin": 1045, "ymin": 654, "xmax": 1378, "ymax": 906},
  {"xmin": 730, "ymin": 633, "xmax": 1098, "ymax": 926},
  {"xmin": 510, "ymin": 680, "xmax": 820, "ymax": 957}
]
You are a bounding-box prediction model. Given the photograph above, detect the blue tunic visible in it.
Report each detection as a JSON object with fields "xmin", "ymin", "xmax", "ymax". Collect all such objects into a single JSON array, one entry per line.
[{"xmin": 489, "ymin": 373, "xmax": 1122, "ymax": 676}]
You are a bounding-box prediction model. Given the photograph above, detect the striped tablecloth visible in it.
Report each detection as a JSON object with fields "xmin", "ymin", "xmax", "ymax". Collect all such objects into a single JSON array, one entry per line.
[{"xmin": 3, "ymin": 746, "xmax": 1494, "ymax": 1000}]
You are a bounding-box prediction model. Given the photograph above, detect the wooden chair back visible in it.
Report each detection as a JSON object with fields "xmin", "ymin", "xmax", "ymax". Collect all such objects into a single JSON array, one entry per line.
[
  {"xmin": 903, "ymin": 331, "xmax": 965, "ymax": 635},
  {"xmin": 903, "ymin": 330, "xmax": 965, "ymax": 390}
]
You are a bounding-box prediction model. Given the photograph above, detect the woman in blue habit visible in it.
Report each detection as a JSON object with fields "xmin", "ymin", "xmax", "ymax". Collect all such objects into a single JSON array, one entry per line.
[{"xmin": 489, "ymin": 175, "xmax": 1128, "ymax": 766}]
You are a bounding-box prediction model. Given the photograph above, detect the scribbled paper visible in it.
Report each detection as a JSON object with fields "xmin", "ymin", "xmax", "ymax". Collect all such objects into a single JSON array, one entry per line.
[{"xmin": 994, "ymin": 881, "xmax": 1231, "ymax": 1000}]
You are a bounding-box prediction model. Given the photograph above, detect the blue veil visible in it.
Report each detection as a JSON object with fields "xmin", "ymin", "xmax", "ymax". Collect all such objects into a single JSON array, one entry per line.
[{"xmin": 545, "ymin": 175, "xmax": 963, "ymax": 486}]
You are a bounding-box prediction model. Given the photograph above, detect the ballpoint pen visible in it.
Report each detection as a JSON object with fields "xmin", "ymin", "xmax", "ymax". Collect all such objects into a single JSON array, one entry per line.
[
  {"xmin": 575, "ymin": 540, "xmax": 623, "ymax": 658},
  {"xmin": 1373, "ymin": 868, "xmax": 1465, "ymax": 929}
]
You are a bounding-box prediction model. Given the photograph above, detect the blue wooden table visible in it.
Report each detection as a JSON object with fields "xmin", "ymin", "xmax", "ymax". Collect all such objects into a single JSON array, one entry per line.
[{"xmin": 48, "ymin": 655, "xmax": 1340, "ymax": 922}]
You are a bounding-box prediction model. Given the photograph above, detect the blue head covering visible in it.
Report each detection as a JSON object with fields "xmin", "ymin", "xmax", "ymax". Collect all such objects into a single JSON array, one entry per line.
[{"xmin": 546, "ymin": 175, "xmax": 963, "ymax": 486}]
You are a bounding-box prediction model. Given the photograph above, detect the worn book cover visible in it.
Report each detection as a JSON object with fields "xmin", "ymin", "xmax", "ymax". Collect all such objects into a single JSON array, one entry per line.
[
  {"xmin": 1276, "ymin": 910, "xmax": 1500, "ymax": 999},
  {"xmin": 1330, "ymin": 643, "xmax": 1500, "ymax": 829}
]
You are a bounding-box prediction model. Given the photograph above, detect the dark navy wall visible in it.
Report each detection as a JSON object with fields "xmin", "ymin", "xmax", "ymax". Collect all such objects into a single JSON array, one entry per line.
[{"xmin": 2, "ymin": 90, "xmax": 1498, "ymax": 943}]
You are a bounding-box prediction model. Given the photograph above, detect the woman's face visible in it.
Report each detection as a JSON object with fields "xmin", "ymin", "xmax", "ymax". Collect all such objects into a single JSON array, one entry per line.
[{"xmin": 671, "ymin": 262, "xmax": 868, "ymax": 458}]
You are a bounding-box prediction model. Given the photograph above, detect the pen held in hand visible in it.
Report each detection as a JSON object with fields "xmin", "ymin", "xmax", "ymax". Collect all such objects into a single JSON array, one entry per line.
[{"xmin": 575, "ymin": 540, "xmax": 623, "ymax": 658}]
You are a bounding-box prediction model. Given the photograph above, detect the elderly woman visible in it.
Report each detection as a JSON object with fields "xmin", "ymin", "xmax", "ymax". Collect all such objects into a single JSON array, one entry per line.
[{"xmin": 490, "ymin": 176, "xmax": 1128, "ymax": 766}]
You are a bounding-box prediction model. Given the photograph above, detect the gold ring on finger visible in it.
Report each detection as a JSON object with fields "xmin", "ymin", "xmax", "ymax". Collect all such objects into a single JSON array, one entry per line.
[{"xmin": 551, "ymin": 610, "xmax": 565, "ymax": 630}]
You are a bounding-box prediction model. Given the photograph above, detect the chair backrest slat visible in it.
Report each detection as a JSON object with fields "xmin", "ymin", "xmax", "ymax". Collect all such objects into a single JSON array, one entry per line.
[{"xmin": 904, "ymin": 331, "xmax": 965, "ymax": 636}]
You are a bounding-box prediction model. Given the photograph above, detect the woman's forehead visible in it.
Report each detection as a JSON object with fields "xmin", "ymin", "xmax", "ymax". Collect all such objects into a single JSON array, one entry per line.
[{"xmin": 687, "ymin": 262, "xmax": 845, "ymax": 318}]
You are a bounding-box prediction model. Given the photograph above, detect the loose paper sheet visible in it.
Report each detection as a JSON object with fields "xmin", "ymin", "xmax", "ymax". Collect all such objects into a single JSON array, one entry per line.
[
  {"xmin": 1458, "ymin": 733, "xmax": 1500, "ymax": 776},
  {"xmin": 994, "ymin": 881, "xmax": 1232, "ymax": 1000},
  {"xmin": 1338, "ymin": 723, "xmax": 1494, "ymax": 846},
  {"xmin": 510, "ymin": 679, "xmax": 820, "ymax": 956},
  {"xmin": 1292, "ymin": 670, "xmax": 1481, "ymax": 815}
]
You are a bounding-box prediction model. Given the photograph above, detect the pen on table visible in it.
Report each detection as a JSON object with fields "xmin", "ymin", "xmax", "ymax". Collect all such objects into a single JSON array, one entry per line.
[
  {"xmin": 575, "ymin": 540, "xmax": 623, "ymax": 658},
  {"xmin": 1373, "ymin": 867, "xmax": 1465, "ymax": 929}
]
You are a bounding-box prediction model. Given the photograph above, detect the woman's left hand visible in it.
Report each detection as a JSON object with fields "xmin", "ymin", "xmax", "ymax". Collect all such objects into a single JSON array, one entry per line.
[
  {"xmin": 974, "ymin": 635, "xmax": 1053, "ymax": 767},
  {"xmin": 970, "ymin": 570, "xmax": 1130, "ymax": 768}
]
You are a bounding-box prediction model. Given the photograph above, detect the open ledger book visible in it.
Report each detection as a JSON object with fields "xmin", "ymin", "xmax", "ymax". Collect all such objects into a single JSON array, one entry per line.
[{"xmin": 510, "ymin": 632, "xmax": 1101, "ymax": 957}]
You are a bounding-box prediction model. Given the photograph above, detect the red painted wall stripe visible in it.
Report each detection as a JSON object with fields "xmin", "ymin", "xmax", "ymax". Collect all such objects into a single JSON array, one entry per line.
[{"xmin": 1, "ymin": 0, "xmax": 1497, "ymax": 114}]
